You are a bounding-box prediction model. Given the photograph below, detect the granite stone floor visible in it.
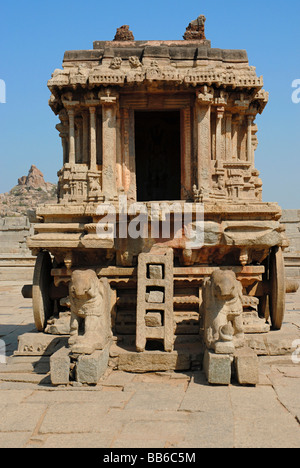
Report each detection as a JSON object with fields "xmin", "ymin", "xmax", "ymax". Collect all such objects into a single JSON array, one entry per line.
[{"xmin": 0, "ymin": 281, "xmax": 299, "ymax": 449}]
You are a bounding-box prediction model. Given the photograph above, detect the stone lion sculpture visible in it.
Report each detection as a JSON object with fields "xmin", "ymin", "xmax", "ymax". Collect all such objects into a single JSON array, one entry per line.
[
  {"xmin": 202, "ymin": 269, "xmax": 245, "ymax": 354},
  {"xmin": 68, "ymin": 269, "xmax": 111, "ymax": 354}
]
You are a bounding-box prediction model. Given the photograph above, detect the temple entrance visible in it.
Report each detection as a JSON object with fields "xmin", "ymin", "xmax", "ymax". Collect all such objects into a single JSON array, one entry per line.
[{"xmin": 135, "ymin": 111, "xmax": 181, "ymax": 201}]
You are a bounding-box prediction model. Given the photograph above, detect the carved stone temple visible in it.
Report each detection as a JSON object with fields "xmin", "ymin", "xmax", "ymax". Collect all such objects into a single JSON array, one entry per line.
[{"xmin": 22, "ymin": 16, "xmax": 289, "ymax": 385}]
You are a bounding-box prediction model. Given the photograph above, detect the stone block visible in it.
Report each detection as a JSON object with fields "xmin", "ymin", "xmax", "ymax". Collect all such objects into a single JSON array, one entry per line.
[
  {"xmin": 145, "ymin": 312, "xmax": 162, "ymax": 327},
  {"xmin": 242, "ymin": 311, "xmax": 270, "ymax": 334},
  {"xmin": 76, "ymin": 345, "xmax": 110, "ymax": 385},
  {"xmin": 118, "ymin": 350, "xmax": 190, "ymax": 373},
  {"xmin": 146, "ymin": 290, "xmax": 164, "ymax": 304},
  {"xmin": 50, "ymin": 347, "xmax": 70, "ymax": 386},
  {"xmin": 244, "ymin": 334, "xmax": 268, "ymax": 355},
  {"xmin": 234, "ymin": 347, "xmax": 259, "ymax": 386},
  {"xmin": 16, "ymin": 333, "xmax": 68, "ymax": 356},
  {"xmin": 214, "ymin": 341, "xmax": 235, "ymax": 355},
  {"xmin": 149, "ymin": 265, "xmax": 163, "ymax": 280},
  {"xmin": 203, "ymin": 349, "xmax": 232, "ymax": 385}
]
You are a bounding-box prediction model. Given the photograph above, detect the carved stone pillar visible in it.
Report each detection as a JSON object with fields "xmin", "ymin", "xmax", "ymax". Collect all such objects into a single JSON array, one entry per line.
[
  {"xmin": 247, "ymin": 115, "xmax": 255, "ymax": 165},
  {"xmin": 121, "ymin": 108, "xmax": 136, "ymax": 201},
  {"xmin": 251, "ymin": 123, "xmax": 258, "ymax": 169},
  {"xmin": 196, "ymin": 91, "xmax": 213, "ymax": 200},
  {"xmin": 225, "ymin": 112, "xmax": 232, "ymax": 161},
  {"xmin": 56, "ymin": 112, "xmax": 69, "ymax": 166},
  {"xmin": 181, "ymin": 106, "xmax": 192, "ymax": 199},
  {"xmin": 101, "ymin": 94, "xmax": 117, "ymax": 199},
  {"xmin": 215, "ymin": 107, "xmax": 224, "ymax": 160},
  {"xmin": 82, "ymin": 110, "xmax": 89, "ymax": 165},
  {"xmin": 89, "ymin": 107, "xmax": 97, "ymax": 171},
  {"xmin": 68, "ymin": 109, "xmax": 76, "ymax": 166},
  {"xmin": 75, "ymin": 117, "xmax": 82, "ymax": 164},
  {"xmin": 232, "ymin": 115, "xmax": 240, "ymax": 161}
]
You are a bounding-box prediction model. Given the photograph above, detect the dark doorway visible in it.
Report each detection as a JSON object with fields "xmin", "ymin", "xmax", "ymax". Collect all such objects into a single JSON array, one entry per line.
[{"xmin": 135, "ymin": 111, "xmax": 181, "ymax": 201}]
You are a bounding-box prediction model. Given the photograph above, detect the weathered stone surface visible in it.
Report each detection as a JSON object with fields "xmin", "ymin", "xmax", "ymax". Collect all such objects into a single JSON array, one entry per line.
[
  {"xmin": 118, "ymin": 350, "xmax": 190, "ymax": 373},
  {"xmin": 146, "ymin": 290, "xmax": 164, "ymax": 304},
  {"xmin": 245, "ymin": 329, "xmax": 300, "ymax": 356},
  {"xmin": 45, "ymin": 312, "xmax": 71, "ymax": 335},
  {"xmin": 76, "ymin": 345, "xmax": 110, "ymax": 385},
  {"xmin": 136, "ymin": 250, "xmax": 174, "ymax": 353},
  {"xmin": 18, "ymin": 15, "xmax": 290, "ymax": 381},
  {"xmin": 50, "ymin": 347, "xmax": 70, "ymax": 386},
  {"xmin": 242, "ymin": 311, "xmax": 270, "ymax": 334},
  {"xmin": 0, "ymin": 403, "xmax": 47, "ymax": 432},
  {"xmin": 145, "ymin": 312, "xmax": 162, "ymax": 327},
  {"xmin": 183, "ymin": 15, "xmax": 206, "ymax": 41},
  {"xmin": 203, "ymin": 349, "xmax": 232, "ymax": 385},
  {"xmin": 286, "ymin": 278, "xmax": 299, "ymax": 293},
  {"xmin": 202, "ymin": 269, "xmax": 244, "ymax": 352},
  {"xmin": 1, "ymin": 284, "xmax": 300, "ymax": 447},
  {"xmin": 149, "ymin": 265, "xmax": 163, "ymax": 280},
  {"xmin": 234, "ymin": 347, "xmax": 259, "ymax": 386},
  {"xmin": 16, "ymin": 333, "xmax": 68, "ymax": 356},
  {"xmin": 69, "ymin": 271, "xmax": 111, "ymax": 355},
  {"xmin": 113, "ymin": 25, "xmax": 134, "ymax": 42},
  {"xmin": 244, "ymin": 334, "xmax": 268, "ymax": 355},
  {"xmin": 214, "ymin": 340, "xmax": 235, "ymax": 355}
]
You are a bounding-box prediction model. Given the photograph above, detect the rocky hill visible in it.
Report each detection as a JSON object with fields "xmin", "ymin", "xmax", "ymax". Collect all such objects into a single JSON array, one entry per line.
[{"xmin": 0, "ymin": 165, "xmax": 57, "ymax": 217}]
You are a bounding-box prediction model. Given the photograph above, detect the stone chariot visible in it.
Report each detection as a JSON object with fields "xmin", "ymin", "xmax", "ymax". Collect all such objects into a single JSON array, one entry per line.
[{"xmin": 23, "ymin": 17, "xmax": 289, "ymax": 385}]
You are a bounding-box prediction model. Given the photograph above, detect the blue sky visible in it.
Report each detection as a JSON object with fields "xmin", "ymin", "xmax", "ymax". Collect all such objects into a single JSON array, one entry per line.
[{"xmin": 0, "ymin": 0, "xmax": 299, "ymax": 209}]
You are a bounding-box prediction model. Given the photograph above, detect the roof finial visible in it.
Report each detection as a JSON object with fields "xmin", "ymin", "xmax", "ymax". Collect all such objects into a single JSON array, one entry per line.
[
  {"xmin": 113, "ymin": 25, "xmax": 135, "ymax": 41},
  {"xmin": 183, "ymin": 15, "xmax": 206, "ymax": 41}
]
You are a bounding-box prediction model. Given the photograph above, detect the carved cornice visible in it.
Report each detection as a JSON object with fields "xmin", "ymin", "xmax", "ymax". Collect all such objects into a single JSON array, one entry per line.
[{"xmin": 48, "ymin": 64, "xmax": 264, "ymax": 91}]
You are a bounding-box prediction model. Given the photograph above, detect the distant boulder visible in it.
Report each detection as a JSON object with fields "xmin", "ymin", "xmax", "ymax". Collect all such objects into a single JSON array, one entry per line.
[
  {"xmin": 18, "ymin": 165, "xmax": 47, "ymax": 190},
  {"xmin": 1, "ymin": 165, "xmax": 57, "ymax": 217}
]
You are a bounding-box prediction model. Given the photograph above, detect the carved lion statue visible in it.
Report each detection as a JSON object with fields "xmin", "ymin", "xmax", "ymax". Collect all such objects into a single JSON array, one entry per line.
[
  {"xmin": 202, "ymin": 269, "xmax": 244, "ymax": 353},
  {"xmin": 68, "ymin": 269, "xmax": 111, "ymax": 354}
]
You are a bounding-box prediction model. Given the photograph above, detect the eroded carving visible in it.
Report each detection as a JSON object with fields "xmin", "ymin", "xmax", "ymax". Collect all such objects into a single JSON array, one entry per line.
[
  {"xmin": 183, "ymin": 15, "xmax": 206, "ymax": 41},
  {"xmin": 69, "ymin": 270, "xmax": 111, "ymax": 354},
  {"xmin": 202, "ymin": 269, "xmax": 245, "ymax": 354},
  {"xmin": 113, "ymin": 25, "xmax": 134, "ymax": 42},
  {"xmin": 110, "ymin": 57, "xmax": 122, "ymax": 69},
  {"xmin": 129, "ymin": 56, "xmax": 141, "ymax": 69}
]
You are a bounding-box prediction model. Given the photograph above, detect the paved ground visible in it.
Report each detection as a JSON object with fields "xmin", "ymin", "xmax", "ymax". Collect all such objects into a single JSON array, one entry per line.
[{"xmin": 0, "ymin": 281, "xmax": 300, "ymax": 449}]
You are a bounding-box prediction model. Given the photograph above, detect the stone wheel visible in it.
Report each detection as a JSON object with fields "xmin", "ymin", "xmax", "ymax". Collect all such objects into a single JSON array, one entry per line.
[
  {"xmin": 32, "ymin": 251, "xmax": 54, "ymax": 332},
  {"xmin": 269, "ymin": 246, "xmax": 286, "ymax": 330}
]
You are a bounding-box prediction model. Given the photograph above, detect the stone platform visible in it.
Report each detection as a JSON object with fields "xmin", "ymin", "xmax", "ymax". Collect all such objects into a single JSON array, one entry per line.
[
  {"xmin": 0, "ymin": 281, "xmax": 300, "ymax": 448},
  {"xmin": 14, "ymin": 319, "xmax": 300, "ymax": 376}
]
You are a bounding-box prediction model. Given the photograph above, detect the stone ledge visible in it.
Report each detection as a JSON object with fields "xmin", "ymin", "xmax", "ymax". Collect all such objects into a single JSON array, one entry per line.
[
  {"xmin": 245, "ymin": 329, "xmax": 300, "ymax": 356},
  {"xmin": 15, "ymin": 333, "xmax": 69, "ymax": 357},
  {"xmin": 113, "ymin": 342, "xmax": 204, "ymax": 373}
]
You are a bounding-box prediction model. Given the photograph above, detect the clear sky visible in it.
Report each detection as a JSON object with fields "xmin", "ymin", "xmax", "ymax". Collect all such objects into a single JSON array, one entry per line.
[{"xmin": 0, "ymin": 0, "xmax": 299, "ymax": 209}]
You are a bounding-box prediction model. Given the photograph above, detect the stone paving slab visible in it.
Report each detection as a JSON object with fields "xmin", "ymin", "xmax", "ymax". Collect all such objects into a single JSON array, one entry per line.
[
  {"xmin": 0, "ymin": 281, "xmax": 299, "ymax": 448},
  {"xmin": 0, "ymin": 403, "xmax": 47, "ymax": 432},
  {"xmin": 230, "ymin": 386, "xmax": 300, "ymax": 448}
]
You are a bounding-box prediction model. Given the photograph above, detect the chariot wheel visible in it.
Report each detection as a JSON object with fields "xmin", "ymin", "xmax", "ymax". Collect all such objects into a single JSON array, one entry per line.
[
  {"xmin": 32, "ymin": 250, "xmax": 54, "ymax": 331},
  {"xmin": 269, "ymin": 246, "xmax": 286, "ymax": 330}
]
